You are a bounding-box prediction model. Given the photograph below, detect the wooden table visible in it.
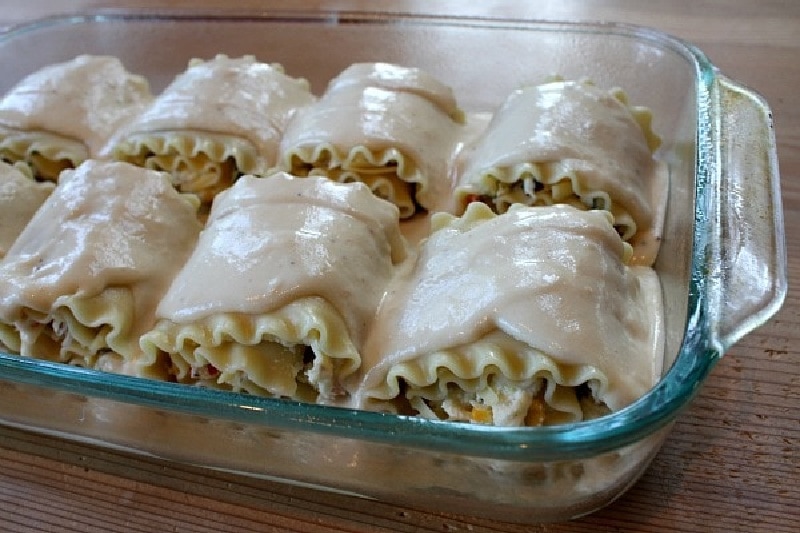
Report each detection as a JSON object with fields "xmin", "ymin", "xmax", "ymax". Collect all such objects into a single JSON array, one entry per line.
[{"xmin": 0, "ymin": 1, "xmax": 797, "ymax": 531}]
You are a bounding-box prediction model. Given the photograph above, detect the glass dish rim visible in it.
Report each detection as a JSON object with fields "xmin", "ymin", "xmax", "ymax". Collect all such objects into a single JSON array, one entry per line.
[{"xmin": 0, "ymin": 9, "xmax": 721, "ymax": 462}]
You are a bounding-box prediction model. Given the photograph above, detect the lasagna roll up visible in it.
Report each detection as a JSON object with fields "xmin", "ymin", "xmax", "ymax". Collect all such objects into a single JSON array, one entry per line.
[
  {"xmin": 279, "ymin": 62, "xmax": 465, "ymax": 218},
  {"xmin": 0, "ymin": 160, "xmax": 202, "ymax": 370},
  {"xmin": 104, "ymin": 55, "xmax": 315, "ymax": 204},
  {"xmin": 455, "ymin": 80, "xmax": 665, "ymax": 265},
  {"xmin": 0, "ymin": 55, "xmax": 153, "ymax": 181},
  {"xmin": 140, "ymin": 173, "xmax": 407, "ymax": 402},
  {"xmin": 355, "ymin": 203, "xmax": 664, "ymax": 427}
]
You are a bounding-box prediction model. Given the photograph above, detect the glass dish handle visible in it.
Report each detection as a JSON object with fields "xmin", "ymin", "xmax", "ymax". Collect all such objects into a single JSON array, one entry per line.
[{"xmin": 709, "ymin": 75, "xmax": 787, "ymax": 352}]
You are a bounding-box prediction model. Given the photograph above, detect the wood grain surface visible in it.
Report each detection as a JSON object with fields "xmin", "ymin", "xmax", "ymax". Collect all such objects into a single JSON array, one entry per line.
[{"xmin": 0, "ymin": 1, "xmax": 797, "ymax": 532}]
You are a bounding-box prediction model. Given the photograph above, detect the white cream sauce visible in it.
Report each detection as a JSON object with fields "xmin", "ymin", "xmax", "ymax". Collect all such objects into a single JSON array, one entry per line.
[
  {"xmin": 0, "ymin": 61, "xmax": 668, "ymax": 414},
  {"xmin": 0, "ymin": 160, "xmax": 202, "ymax": 338},
  {"xmin": 455, "ymin": 81, "xmax": 663, "ymax": 265},
  {"xmin": 0, "ymin": 162, "xmax": 54, "ymax": 259},
  {"xmin": 279, "ymin": 84, "xmax": 463, "ymax": 211},
  {"xmin": 104, "ymin": 55, "xmax": 315, "ymax": 165},
  {"xmin": 357, "ymin": 205, "xmax": 663, "ymax": 410},
  {"xmin": 324, "ymin": 62, "xmax": 464, "ymax": 122},
  {"xmin": 155, "ymin": 173, "xmax": 407, "ymax": 349},
  {"xmin": 0, "ymin": 55, "xmax": 153, "ymax": 157}
]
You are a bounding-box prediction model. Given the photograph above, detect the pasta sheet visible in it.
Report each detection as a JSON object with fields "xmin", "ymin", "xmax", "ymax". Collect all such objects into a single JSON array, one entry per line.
[
  {"xmin": 279, "ymin": 62, "xmax": 464, "ymax": 218},
  {"xmin": 454, "ymin": 80, "xmax": 665, "ymax": 266},
  {"xmin": 0, "ymin": 160, "xmax": 202, "ymax": 371},
  {"xmin": 0, "ymin": 55, "xmax": 152, "ymax": 181},
  {"xmin": 140, "ymin": 173, "xmax": 407, "ymax": 401},
  {"xmin": 355, "ymin": 202, "xmax": 664, "ymax": 426},
  {"xmin": 104, "ymin": 55, "xmax": 315, "ymax": 204}
]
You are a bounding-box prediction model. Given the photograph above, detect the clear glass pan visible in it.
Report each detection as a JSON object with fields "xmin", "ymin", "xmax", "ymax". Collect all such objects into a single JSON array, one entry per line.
[{"xmin": 0, "ymin": 10, "xmax": 786, "ymax": 523}]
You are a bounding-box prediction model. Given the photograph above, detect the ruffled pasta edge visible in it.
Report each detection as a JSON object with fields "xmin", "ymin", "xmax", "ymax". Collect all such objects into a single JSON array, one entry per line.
[
  {"xmin": 139, "ymin": 296, "xmax": 362, "ymax": 401},
  {"xmin": 282, "ymin": 142, "xmax": 429, "ymax": 215},
  {"xmin": 0, "ymin": 126, "xmax": 88, "ymax": 181},
  {"xmin": 359, "ymin": 330, "xmax": 613, "ymax": 427},
  {"xmin": 2, "ymin": 287, "xmax": 140, "ymax": 368}
]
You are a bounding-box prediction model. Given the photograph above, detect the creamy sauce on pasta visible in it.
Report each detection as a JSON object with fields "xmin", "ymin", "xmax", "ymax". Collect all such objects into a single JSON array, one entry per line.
[
  {"xmin": 155, "ymin": 174, "xmax": 407, "ymax": 348},
  {"xmin": 357, "ymin": 204, "xmax": 663, "ymax": 411},
  {"xmin": 325, "ymin": 62, "xmax": 465, "ymax": 122},
  {"xmin": 280, "ymin": 84, "xmax": 464, "ymax": 211},
  {"xmin": 105, "ymin": 55, "xmax": 315, "ymax": 166},
  {"xmin": 0, "ymin": 55, "xmax": 152, "ymax": 157},
  {"xmin": 0, "ymin": 57, "xmax": 669, "ymax": 420},
  {"xmin": 0, "ymin": 160, "xmax": 202, "ymax": 339},
  {"xmin": 0, "ymin": 162, "xmax": 53, "ymax": 258},
  {"xmin": 455, "ymin": 81, "xmax": 664, "ymax": 265}
]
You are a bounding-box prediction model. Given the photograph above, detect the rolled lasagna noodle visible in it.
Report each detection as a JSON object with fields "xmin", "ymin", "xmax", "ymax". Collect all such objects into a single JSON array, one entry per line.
[
  {"xmin": 0, "ymin": 161, "xmax": 53, "ymax": 259},
  {"xmin": 455, "ymin": 80, "xmax": 665, "ymax": 266},
  {"xmin": 140, "ymin": 173, "xmax": 407, "ymax": 402},
  {"xmin": 355, "ymin": 202, "xmax": 664, "ymax": 427},
  {"xmin": 0, "ymin": 160, "xmax": 202, "ymax": 371},
  {"xmin": 279, "ymin": 62, "xmax": 464, "ymax": 218},
  {"xmin": 104, "ymin": 55, "xmax": 315, "ymax": 204},
  {"xmin": 0, "ymin": 55, "xmax": 152, "ymax": 181}
]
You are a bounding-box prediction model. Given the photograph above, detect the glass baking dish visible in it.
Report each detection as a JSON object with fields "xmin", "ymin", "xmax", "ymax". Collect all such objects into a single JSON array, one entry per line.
[{"xmin": 0, "ymin": 10, "xmax": 786, "ymax": 523}]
